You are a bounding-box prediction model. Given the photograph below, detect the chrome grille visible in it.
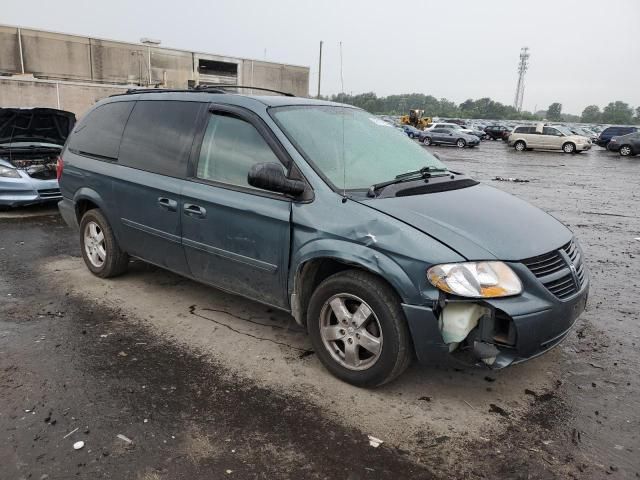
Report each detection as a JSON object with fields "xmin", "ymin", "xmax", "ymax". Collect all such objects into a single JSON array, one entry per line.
[{"xmin": 522, "ymin": 239, "xmax": 586, "ymax": 300}]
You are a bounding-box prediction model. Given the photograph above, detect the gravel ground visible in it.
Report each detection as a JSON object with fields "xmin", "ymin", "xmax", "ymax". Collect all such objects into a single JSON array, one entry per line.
[{"xmin": 0, "ymin": 140, "xmax": 638, "ymax": 479}]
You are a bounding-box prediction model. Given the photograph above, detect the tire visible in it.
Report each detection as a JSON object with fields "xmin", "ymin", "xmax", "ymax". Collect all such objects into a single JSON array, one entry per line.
[
  {"xmin": 79, "ymin": 209, "xmax": 129, "ymax": 278},
  {"xmin": 562, "ymin": 142, "xmax": 576, "ymax": 154},
  {"xmin": 514, "ymin": 140, "xmax": 526, "ymax": 152},
  {"xmin": 408, "ymin": 133, "xmax": 415, "ymax": 139},
  {"xmin": 619, "ymin": 145, "xmax": 632, "ymax": 156},
  {"xmin": 307, "ymin": 270, "xmax": 412, "ymax": 387},
  {"xmin": 423, "ymin": 137, "xmax": 432, "ymax": 146},
  {"xmin": 456, "ymin": 138, "xmax": 466, "ymax": 148}
]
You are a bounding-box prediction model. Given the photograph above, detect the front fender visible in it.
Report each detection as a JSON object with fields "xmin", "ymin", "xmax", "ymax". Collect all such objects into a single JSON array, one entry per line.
[{"xmin": 289, "ymin": 238, "xmax": 422, "ymax": 305}]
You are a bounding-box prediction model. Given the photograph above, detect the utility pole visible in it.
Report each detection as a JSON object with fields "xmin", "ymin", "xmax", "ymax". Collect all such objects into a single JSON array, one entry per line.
[
  {"xmin": 513, "ymin": 47, "xmax": 530, "ymax": 112},
  {"xmin": 317, "ymin": 40, "xmax": 323, "ymax": 99}
]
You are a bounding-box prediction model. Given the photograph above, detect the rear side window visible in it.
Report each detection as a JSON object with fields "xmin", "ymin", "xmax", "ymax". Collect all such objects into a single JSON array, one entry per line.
[
  {"xmin": 118, "ymin": 100, "xmax": 203, "ymax": 177},
  {"xmin": 196, "ymin": 112, "xmax": 281, "ymax": 188},
  {"xmin": 68, "ymin": 102, "xmax": 133, "ymax": 160}
]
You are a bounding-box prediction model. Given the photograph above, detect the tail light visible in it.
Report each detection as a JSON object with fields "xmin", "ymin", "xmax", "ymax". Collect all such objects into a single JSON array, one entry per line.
[{"xmin": 56, "ymin": 156, "xmax": 64, "ymax": 180}]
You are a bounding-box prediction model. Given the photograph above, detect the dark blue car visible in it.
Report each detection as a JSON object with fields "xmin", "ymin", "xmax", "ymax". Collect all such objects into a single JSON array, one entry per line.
[{"xmin": 58, "ymin": 89, "xmax": 589, "ymax": 386}]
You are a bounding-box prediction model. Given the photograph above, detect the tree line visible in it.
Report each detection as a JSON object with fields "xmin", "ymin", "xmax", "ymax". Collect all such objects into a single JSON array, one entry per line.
[{"xmin": 325, "ymin": 92, "xmax": 640, "ymax": 125}]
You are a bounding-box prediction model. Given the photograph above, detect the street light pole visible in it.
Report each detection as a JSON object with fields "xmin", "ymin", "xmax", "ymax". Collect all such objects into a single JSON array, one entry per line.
[{"xmin": 317, "ymin": 41, "xmax": 323, "ymax": 99}]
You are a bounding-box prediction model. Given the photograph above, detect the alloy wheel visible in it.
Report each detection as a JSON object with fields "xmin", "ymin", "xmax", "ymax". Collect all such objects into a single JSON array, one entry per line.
[
  {"xmin": 319, "ymin": 293, "xmax": 383, "ymax": 371},
  {"xmin": 84, "ymin": 221, "xmax": 106, "ymax": 268},
  {"xmin": 620, "ymin": 145, "xmax": 631, "ymax": 156}
]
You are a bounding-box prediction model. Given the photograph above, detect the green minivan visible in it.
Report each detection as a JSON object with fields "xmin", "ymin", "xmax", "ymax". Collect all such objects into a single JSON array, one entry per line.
[{"xmin": 58, "ymin": 88, "xmax": 589, "ymax": 386}]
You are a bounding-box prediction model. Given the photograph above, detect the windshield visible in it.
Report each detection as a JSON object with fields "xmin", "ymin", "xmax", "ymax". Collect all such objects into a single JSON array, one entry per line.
[{"xmin": 270, "ymin": 105, "xmax": 445, "ymax": 190}]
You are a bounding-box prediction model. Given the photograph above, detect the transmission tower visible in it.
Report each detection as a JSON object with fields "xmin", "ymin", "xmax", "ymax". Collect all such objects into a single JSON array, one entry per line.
[{"xmin": 513, "ymin": 47, "xmax": 530, "ymax": 112}]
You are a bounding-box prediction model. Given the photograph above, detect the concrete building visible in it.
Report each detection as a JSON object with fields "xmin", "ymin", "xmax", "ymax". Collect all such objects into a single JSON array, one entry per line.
[{"xmin": 0, "ymin": 24, "xmax": 310, "ymax": 116}]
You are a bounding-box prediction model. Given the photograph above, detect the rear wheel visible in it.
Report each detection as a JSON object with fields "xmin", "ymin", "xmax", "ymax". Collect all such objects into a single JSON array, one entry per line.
[
  {"xmin": 79, "ymin": 209, "xmax": 129, "ymax": 278},
  {"xmin": 514, "ymin": 140, "xmax": 526, "ymax": 152},
  {"xmin": 307, "ymin": 270, "xmax": 412, "ymax": 387},
  {"xmin": 408, "ymin": 132, "xmax": 415, "ymax": 139},
  {"xmin": 456, "ymin": 138, "xmax": 466, "ymax": 148},
  {"xmin": 423, "ymin": 137, "xmax": 432, "ymax": 146},
  {"xmin": 620, "ymin": 145, "xmax": 632, "ymax": 156}
]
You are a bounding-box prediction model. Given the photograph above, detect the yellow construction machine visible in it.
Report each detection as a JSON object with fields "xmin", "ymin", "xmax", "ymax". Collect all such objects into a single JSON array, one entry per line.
[{"xmin": 400, "ymin": 109, "xmax": 432, "ymax": 130}]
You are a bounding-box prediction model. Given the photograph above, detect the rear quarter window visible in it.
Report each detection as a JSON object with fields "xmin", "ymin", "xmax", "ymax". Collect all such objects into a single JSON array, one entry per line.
[
  {"xmin": 118, "ymin": 100, "xmax": 204, "ymax": 177},
  {"xmin": 68, "ymin": 101, "xmax": 134, "ymax": 160}
]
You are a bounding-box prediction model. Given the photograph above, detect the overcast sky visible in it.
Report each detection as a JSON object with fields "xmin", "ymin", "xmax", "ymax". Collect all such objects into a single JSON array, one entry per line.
[{"xmin": 4, "ymin": 0, "xmax": 639, "ymax": 114}]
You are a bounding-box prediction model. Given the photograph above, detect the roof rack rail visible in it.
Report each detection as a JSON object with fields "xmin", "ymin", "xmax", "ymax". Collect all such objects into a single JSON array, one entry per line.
[
  {"xmin": 194, "ymin": 84, "xmax": 295, "ymax": 97},
  {"xmin": 110, "ymin": 84, "xmax": 294, "ymax": 98},
  {"xmin": 110, "ymin": 87, "xmax": 227, "ymax": 97}
]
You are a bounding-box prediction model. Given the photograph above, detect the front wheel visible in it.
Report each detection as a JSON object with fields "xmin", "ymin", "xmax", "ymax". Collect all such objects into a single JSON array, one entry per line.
[
  {"xmin": 423, "ymin": 137, "xmax": 432, "ymax": 146},
  {"xmin": 307, "ymin": 270, "xmax": 412, "ymax": 387},
  {"xmin": 620, "ymin": 145, "xmax": 632, "ymax": 156},
  {"xmin": 408, "ymin": 132, "xmax": 415, "ymax": 139},
  {"xmin": 79, "ymin": 209, "xmax": 129, "ymax": 278},
  {"xmin": 562, "ymin": 142, "xmax": 576, "ymax": 154},
  {"xmin": 456, "ymin": 138, "xmax": 466, "ymax": 148},
  {"xmin": 514, "ymin": 140, "xmax": 526, "ymax": 152}
]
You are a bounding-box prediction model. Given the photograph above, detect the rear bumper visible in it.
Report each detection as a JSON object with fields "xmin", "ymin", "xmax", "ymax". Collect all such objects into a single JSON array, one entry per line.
[
  {"xmin": 402, "ymin": 274, "xmax": 589, "ymax": 369},
  {"xmin": 58, "ymin": 198, "xmax": 79, "ymax": 230},
  {"xmin": 0, "ymin": 175, "xmax": 61, "ymax": 207}
]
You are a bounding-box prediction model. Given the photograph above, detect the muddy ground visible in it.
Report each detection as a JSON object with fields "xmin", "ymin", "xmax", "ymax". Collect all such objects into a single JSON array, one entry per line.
[{"xmin": 0, "ymin": 140, "xmax": 638, "ymax": 479}]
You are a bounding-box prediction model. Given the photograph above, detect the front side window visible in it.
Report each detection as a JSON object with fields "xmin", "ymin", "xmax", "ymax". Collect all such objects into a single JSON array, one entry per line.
[
  {"xmin": 543, "ymin": 127, "xmax": 562, "ymax": 136},
  {"xmin": 270, "ymin": 106, "xmax": 445, "ymax": 190},
  {"xmin": 196, "ymin": 112, "xmax": 281, "ymax": 187}
]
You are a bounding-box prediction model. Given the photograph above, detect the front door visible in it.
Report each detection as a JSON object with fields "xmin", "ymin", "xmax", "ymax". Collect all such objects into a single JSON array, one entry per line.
[
  {"xmin": 542, "ymin": 126, "xmax": 563, "ymax": 149},
  {"xmin": 181, "ymin": 107, "xmax": 292, "ymax": 308}
]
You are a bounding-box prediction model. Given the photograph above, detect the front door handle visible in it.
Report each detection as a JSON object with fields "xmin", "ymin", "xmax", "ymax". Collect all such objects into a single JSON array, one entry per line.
[
  {"xmin": 157, "ymin": 197, "xmax": 178, "ymax": 212},
  {"xmin": 183, "ymin": 203, "xmax": 206, "ymax": 218}
]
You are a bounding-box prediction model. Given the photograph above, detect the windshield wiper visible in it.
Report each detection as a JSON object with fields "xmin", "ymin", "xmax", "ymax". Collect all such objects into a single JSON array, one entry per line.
[{"xmin": 367, "ymin": 166, "xmax": 449, "ymax": 197}]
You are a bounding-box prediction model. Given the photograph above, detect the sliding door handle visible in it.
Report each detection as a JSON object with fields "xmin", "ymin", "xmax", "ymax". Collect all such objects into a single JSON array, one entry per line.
[{"xmin": 183, "ymin": 203, "xmax": 206, "ymax": 218}]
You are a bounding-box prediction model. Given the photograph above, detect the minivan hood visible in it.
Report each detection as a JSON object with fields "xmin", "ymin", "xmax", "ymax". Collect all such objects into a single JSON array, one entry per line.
[
  {"xmin": 0, "ymin": 108, "xmax": 76, "ymax": 147},
  {"xmin": 360, "ymin": 183, "xmax": 572, "ymax": 261}
]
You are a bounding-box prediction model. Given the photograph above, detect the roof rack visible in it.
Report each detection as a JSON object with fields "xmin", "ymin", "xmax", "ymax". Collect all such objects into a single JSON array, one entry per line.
[
  {"xmin": 194, "ymin": 85, "xmax": 295, "ymax": 97},
  {"xmin": 110, "ymin": 87, "xmax": 227, "ymax": 97},
  {"xmin": 110, "ymin": 84, "xmax": 294, "ymax": 98}
]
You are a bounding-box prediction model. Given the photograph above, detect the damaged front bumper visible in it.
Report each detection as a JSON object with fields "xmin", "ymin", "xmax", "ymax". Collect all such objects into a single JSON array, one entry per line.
[{"xmin": 402, "ymin": 262, "xmax": 589, "ymax": 369}]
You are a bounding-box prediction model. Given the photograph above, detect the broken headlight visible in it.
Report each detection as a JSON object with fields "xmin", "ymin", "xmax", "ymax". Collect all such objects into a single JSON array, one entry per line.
[
  {"xmin": 0, "ymin": 166, "xmax": 21, "ymax": 178},
  {"xmin": 427, "ymin": 261, "xmax": 522, "ymax": 298}
]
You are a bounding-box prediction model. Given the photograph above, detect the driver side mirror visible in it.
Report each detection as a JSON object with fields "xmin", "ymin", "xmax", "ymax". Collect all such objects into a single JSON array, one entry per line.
[{"xmin": 248, "ymin": 162, "xmax": 306, "ymax": 197}]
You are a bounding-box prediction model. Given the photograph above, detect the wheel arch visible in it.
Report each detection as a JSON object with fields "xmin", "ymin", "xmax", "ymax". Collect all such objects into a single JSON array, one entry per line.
[
  {"xmin": 513, "ymin": 138, "xmax": 528, "ymax": 149},
  {"xmin": 289, "ymin": 244, "xmax": 418, "ymax": 328},
  {"xmin": 73, "ymin": 187, "xmax": 106, "ymax": 222}
]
